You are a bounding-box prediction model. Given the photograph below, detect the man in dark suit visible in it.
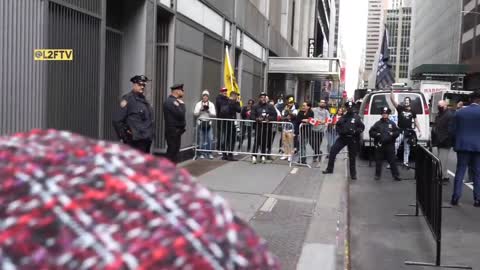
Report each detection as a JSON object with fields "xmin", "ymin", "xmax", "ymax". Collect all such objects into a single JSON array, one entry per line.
[{"xmin": 449, "ymin": 90, "xmax": 480, "ymax": 207}]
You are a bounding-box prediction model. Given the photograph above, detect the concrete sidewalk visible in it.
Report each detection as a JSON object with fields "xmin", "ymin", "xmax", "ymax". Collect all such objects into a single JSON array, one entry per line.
[{"xmin": 180, "ymin": 154, "xmax": 350, "ymax": 270}]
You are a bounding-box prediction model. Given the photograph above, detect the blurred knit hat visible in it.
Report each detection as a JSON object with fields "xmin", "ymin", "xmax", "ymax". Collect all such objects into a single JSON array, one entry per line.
[
  {"xmin": 202, "ymin": 90, "xmax": 209, "ymax": 96},
  {"xmin": 0, "ymin": 129, "xmax": 279, "ymax": 269}
]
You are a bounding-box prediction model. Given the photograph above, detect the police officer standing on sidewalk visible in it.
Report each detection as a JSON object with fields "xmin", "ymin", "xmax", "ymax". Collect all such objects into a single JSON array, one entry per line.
[
  {"xmin": 323, "ymin": 101, "xmax": 364, "ymax": 180},
  {"xmin": 163, "ymin": 83, "xmax": 186, "ymax": 163},
  {"xmin": 369, "ymin": 107, "xmax": 401, "ymax": 181},
  {"xmin": 113, "ymin": 75, "xmax": 154, "ymax": 153}
]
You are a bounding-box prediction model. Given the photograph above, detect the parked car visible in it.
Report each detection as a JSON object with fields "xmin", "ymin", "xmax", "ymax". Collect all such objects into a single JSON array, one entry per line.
[{"xmin": 358, "ymin": 89, "xmax": 430, "ymax": 157}]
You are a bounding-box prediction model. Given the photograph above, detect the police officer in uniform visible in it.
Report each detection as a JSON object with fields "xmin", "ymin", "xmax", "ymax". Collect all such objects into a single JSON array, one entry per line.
[
  {"xmin": 323, "ymin": 101, "xmax": 364, "ymax": 180},
  {"xmin": 369, "ymin": 107, "xmax": 401, "ymax": 181},
  {"xmin": 113, "ymin": 75, "xmax": 154, "ymax": 153},
  {"xmin": 163, "ymin": 83, "xmax": 186, "ymax": 163}
]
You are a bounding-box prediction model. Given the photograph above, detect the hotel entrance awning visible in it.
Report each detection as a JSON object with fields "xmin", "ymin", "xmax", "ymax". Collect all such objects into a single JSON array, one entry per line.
[{"xmin": 268, "ymin": 57, "xmax": 341, "ymax": 81}]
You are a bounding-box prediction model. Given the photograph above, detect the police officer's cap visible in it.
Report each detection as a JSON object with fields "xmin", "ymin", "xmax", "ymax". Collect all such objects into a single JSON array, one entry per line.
[
  {"xmin": 130, "ymin": 75, "xmax": 150, "ymax": 84},
  {"xmin": 170, "ymin": 83, "xmax": 184, "ymax": 91},
  {"xmin": 381, "ymin": 107, "xmax": 392, "ymax": 114},
  {"xmin": 345, "ymin": 101, "xmax": 354, "ymax": 108},
  {"xmin": 259, "ymin": 92, "xmax": 267, "ymax": 97}
]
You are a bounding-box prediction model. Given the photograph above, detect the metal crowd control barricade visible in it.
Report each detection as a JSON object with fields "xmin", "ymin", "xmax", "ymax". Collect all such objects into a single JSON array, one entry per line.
[
  {"xmin": 296, "ymin": 123, "xmax": 329, "ymax": 168},
  {"xmin": 194, "ymin": 117, "xmax": 295, "ymax": 166},
  {"xmin": 396, "ymin": 145, "xmax": 471, "ymax": 269}
]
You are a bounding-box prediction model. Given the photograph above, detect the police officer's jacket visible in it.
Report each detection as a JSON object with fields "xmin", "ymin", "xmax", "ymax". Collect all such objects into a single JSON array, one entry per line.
[
  {"xmin": 336, "ymin": 112, "xmax": 365, "ymax": 140},
  {"xmin": 216, "ymin": 95, "xmax": 241, "ymax": 119},
  {"xmin": 163, "ymin": 95, "xmax": 186, "ymax": 129},
  {"xmin": 251, "ymin": 102, "xmax": 278, "ymax": 122},
  {"xmin": 113, "ymin": 91, "xmax": 154, "ymax": 141},
  {"xmin": 369, "ymin": 118, "xmax": 400, "ymax": 146}
]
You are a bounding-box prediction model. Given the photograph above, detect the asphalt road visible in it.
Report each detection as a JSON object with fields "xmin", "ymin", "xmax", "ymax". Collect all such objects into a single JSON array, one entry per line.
[{"xmin": 350, "ymin": 157, "xmax": 479, "ymax": 270}]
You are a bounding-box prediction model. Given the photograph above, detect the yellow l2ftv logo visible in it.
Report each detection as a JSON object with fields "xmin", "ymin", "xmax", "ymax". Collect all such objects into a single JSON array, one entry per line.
[{"xmin": 34, "ymin": 49, "xmax": 73, "ymax": 61}]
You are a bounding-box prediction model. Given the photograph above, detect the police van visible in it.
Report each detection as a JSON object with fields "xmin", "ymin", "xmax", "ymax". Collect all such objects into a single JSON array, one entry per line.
[{"xmin": 358, "ymin": 88, "xmax": 430, "ymax": 157}]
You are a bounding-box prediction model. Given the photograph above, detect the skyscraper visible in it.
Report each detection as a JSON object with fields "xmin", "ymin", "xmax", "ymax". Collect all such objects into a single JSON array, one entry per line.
[
  {"xmin": 333, "ymin": 0, "xmax": 341, "ymax": 58},
  {"xmin": 363, "ymin": 0, "xmax": 389, "ymax": 88},
  {"xmin": 385, "ymin": 6, "xmax": 412, "ymax": 83}
]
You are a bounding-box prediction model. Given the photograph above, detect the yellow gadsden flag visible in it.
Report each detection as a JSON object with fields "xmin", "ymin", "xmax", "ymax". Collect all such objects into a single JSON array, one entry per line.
[{"xmin": 224, "ymin": 47, "xmax": 241, "ymax": 104}]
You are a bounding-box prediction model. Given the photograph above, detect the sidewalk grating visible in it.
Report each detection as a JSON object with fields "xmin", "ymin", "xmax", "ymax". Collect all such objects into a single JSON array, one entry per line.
[{"xmin": 250, "ymin": 200, "xmax": 315, "ymax": 270}]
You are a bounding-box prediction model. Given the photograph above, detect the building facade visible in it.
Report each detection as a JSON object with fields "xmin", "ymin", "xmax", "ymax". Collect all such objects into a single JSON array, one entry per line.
[
  {"xmin": 408, "ymin": 0, "xmax": 463, "ymax": 76},
  {"xmin": 460, "ymin": 0, "xmax": 480, "ymax": 89},
  {"xmin": 0, "ymin": 0, "xmax": 317, "ymax": 154},
  {"xmin": 385, "ymin": 6, "xmax": 412, "ymax": 83},
  {"xmin": 363, "ymin": 0, "xmax": 389, "ymax": 88},
  {"xmin": 333, "ymin": 0, "xmax": 341, "ymax": 58}
]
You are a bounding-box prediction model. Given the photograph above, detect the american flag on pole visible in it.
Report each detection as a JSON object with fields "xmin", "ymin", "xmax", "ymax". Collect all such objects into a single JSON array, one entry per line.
[{"xmin": 375, "ymin": 27, "xmax": 394, "ymax": 89}]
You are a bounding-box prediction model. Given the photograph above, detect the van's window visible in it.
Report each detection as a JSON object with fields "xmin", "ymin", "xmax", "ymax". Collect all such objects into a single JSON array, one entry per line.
[
  {"xmin": 397, "ymin": 93, "xmax": 423, "ymax": 114},
  {"xmin": 370, "ymin": 94, "xmax": 395, "ymax": 114},
  {"xmin": 444, "ymin": 93, "xmax": 470, "ymax": 108}
]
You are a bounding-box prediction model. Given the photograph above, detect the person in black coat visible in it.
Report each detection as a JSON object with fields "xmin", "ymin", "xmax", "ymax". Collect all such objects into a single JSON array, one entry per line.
[
  {"xmin": 163, "ymin": 83, "xmax": 186, "ymax": 163},
  {"xmin": 239, "ymin": 99, "xmax": 255, "ymax": 152},
  {"xmin": 112, "ymin": 75, "xmax": 154, "ymax": 153},
  {"xmin": 215, "ymin": 87, "xmax": 241, "ymax": 161},
  {"xmin": 369, "ymin": 107, "xmax": 401, "ymax": 181},
  {"xmin": 432, "ymin": 100, "xmax": 454, "ymax": 182},
  {"xmin": 323, "ymin": 101, "xmax": 364, "ymax": 179},
  {"xmin": 250, "ymin": 92, "xmax": 278, "ymax": 164},
  {"xmin": 295, "ymin": 101, "xmax": 314, "ymax": 164}
]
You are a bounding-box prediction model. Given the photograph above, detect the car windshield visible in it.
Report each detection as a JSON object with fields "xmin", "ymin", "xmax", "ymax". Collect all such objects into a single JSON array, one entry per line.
[{"xmin": 396, "ymin": 93, "xmax": 423, "ymax": 114}]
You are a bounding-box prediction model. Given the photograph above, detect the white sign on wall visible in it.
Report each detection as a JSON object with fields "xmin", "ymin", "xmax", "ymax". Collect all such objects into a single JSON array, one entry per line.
[{"xmin": 308, "ymin": 38, "xmax": 315, "ymax": 58}]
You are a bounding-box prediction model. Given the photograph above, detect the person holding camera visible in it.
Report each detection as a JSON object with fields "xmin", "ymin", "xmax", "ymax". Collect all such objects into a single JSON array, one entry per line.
[
  {"xmin": 194, "ymin": 90, "xmax": 216, "ymax": 159},
  {"xmin": 369, "ymin": 107, "xmax": 401, "ymax": 181},
  {"xmin": 251, "ymin": 92, "xmax": 278, "ymax": 164}
]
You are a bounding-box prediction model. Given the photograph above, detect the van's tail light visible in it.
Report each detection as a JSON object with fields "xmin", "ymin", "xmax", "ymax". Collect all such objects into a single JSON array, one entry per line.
[
  {"xmin": 424, "ymin": 103, "xmax": 430, "ymax": 115},
  {"xmin": 363, "ymin": 101, "xmax": 370, "ymax": 115}
]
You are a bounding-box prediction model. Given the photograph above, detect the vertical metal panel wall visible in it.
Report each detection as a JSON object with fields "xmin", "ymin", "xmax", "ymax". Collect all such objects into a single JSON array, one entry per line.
[
  {"xmin": 0, "ymin": 0, "xmax": 47, "ymax": 135},
  {"xmin": 54, "ymin": 0, "xmax": 101, "ymax": 15},
  {"xmin": 103, "ymin": 29, "xmax": 122, "ymax": 141},
  {"xmin": 47, "ymin": 2, "xmax": 101, "ymax": 138},
  {"xmin": 154, "ymin": 10, "xmax": 171, "ymax": 149}
]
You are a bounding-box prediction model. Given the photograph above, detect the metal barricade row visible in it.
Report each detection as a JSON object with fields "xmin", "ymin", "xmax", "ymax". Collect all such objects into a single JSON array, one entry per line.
[{"xmin": 194, "ymin": 118, "xmax": 295, "ymax": 166}]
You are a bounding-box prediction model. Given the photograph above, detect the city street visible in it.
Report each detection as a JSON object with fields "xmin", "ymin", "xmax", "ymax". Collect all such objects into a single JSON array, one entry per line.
[{"xmin": 350, "ymin": 156, "xmax": 480, "ymax": 270}]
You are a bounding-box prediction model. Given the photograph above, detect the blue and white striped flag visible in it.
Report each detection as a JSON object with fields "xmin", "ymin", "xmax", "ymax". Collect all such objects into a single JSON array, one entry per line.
[{"xmin": 375, "ymin": 27, "xmax": 394, "ymax": 89}]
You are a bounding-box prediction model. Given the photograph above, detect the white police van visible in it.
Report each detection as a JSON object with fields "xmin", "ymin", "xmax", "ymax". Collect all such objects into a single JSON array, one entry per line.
[{"xmin": 358, "ymin": 88, "xmax": 430, "ymax": 157}]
